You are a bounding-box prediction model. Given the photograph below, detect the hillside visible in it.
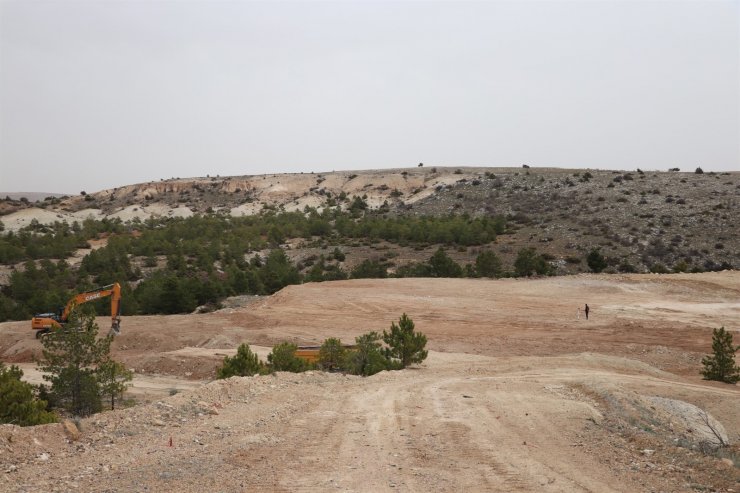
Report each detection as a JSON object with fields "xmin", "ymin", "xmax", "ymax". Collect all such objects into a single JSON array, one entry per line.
[{"xmin": 1, "ymin": 167, "xmax": 738, "ymax": 276}]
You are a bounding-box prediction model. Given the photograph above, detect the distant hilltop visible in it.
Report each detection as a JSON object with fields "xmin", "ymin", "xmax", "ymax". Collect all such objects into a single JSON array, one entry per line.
[
  {"xmin": 0, "ymin": 192, "xmax": 67, "ymax": 202},
  {"xmin": 0, "ymin": 166, "xmax": 736, "ymax": 274}
]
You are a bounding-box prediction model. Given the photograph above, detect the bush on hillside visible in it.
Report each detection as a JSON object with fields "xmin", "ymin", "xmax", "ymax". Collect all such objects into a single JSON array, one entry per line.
[
  {"xmin": 350, "ymin": 259, "xmax": 387, "ymax": 279},
  {"xmin": 586, "ymin": 248, "xmax": 608, "ymax": 273},
  {"xmin": 514, "ymin": 248, "xmax": 550, "ymax": 277},
  {"xmin": 428, "ymin": 248, "xmax": 463, "ymax": 278},
  {"xmin": 475, "ymin": 250, "xmax": 503, "ymax": 278}
]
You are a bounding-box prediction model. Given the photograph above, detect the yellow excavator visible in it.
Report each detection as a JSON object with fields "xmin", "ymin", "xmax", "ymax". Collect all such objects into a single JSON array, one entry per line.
[{"xmin": 31, "ymin": 283, "xmax": 122, "ymax": 339}]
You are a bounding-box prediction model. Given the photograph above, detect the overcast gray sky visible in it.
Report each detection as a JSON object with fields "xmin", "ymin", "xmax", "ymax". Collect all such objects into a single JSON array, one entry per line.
[{"xmin": 1, "ymin": 0, "xmax": 738, "ymax": 194}]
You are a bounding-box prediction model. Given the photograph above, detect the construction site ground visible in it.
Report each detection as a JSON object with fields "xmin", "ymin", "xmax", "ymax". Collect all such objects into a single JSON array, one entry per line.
[{"xmin": 1, "ymin": 272, "xmax": 739, "ymax": 492}]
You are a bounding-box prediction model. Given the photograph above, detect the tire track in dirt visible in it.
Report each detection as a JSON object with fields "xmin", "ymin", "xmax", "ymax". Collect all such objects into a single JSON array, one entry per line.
[{"xmin": 274, "ymin": 368, "xmax": 633, "ymax": 492}]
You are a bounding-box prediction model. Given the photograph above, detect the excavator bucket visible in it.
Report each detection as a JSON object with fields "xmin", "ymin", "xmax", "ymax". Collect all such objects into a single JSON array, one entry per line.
[{"xmin": 108, "ymin": 319, "xmax": 121, "ymax": 337}]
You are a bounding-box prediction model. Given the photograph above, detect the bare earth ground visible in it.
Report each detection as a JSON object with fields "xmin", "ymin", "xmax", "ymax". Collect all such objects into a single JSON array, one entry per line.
[{"xmin": 1, "ymin": 272, "xmax": 739, "ymax": 492}]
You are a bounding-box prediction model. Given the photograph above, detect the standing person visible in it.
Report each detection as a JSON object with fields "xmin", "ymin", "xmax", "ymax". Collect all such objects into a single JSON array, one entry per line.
[{"xmin": 584, "ymin": 304, "xmax": 590, "ymax": 320}]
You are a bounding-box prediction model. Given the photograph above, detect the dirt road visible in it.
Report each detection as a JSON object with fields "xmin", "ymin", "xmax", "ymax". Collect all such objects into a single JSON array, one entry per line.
[
  {"xmin": 1, "ymin": 272, "xmax": 739, "ymax": 491},
  {"xmin": 3, "ymin": 351, "xmax": 738, "ymax": 492}
]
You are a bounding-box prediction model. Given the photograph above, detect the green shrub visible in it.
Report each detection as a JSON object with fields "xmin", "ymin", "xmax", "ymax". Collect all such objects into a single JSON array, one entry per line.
[
  {"xmin": 618, "ymin": 261, "xmax": 638, "ymax": 273},
  {"xmin": 429, "ymin": 248, "xmax": 462, "ymax": 278},
  {"xmin": 351, "ymin": 259, "xmax": 387, "ymax": 279},
  {"xmin": 332, "ymin": 247, "xmax": 346, "ymax": 261},
  {"xmin": 475, "ymin": 250, "xmax": 503, "ymax": 278},
  {"xmin": 0, "ymin": 363, "xmax": 57, "ymax": 426},
  {"xmin": 701, "ymin": 327, "xmax": 739, "ymax": 384},
  {"xmin": 514, "ymin": 248, "xmax": 550, "ymax": 277},
  {"xmin": 650, "ymin": 263, "xmax": 670, "ymax": 274},
  {"xmin": 586, "ymin": 248, "xmax": 608, "ymax": 273},
  {"xmin": 217, "ymin": 343, "xmax": 265, "ymax": 378},
  {"xmin": 345, "ymin": 332, "xmax": 391, "ymax": 376},
  {"xmin": 268, "ymin": 342, "xmax": 311, "ymax": 372},
  {"xmin": 318, "ymin": 338, "xmax": 346, "ymax": 372}
]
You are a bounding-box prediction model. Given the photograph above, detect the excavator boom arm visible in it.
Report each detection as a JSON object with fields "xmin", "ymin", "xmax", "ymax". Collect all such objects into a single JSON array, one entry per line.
[{"xmin": 59, "ymin": 283, "xmax": 122, "ymax": 333}]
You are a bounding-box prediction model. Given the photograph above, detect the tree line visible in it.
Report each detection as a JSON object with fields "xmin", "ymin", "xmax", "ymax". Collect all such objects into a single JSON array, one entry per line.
[
  {"xmin": 217, "ymin": 313, "xmax": 428, "ymax": 378},
  {"xmin": 0, "ymin": 243, "xmax": 556, "ymax": 321},
  {"xmin": 0, "ymin": 211, "xmax": 511, "ymax": 321}
]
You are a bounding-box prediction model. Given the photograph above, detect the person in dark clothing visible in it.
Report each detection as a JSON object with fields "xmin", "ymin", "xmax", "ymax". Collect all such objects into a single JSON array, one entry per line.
[{"xmin": 584, "ymin": 304, "xmax": 590, "ymax": 320}]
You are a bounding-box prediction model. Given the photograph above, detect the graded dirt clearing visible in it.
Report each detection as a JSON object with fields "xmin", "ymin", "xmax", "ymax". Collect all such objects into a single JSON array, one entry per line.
[{"xmin": 1, "ymin": 272, "xmax": 739, "ymax": 492}]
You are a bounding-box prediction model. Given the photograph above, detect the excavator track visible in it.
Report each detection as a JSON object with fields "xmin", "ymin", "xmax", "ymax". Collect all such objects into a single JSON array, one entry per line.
[{"xmin": 34, "ymin": 328, "xmax": 50, "ymax": 339}]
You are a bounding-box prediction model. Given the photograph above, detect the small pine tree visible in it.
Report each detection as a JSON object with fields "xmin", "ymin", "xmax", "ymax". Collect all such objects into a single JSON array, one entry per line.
[
  {"xmin": 217, "ymin": 343, "xmax": 265, "ymax": 378},
  {"xmin": 318, "ymin": 338, "xmax": 346, "ymax": 372},
  {"xmin": 586, "ymin": 248, "xmax": 608, "ymax": 273},
  {"xmin": 345, "ymin": 332, "xmax": 390, "ymax": 376},
  {"xmin": 97, "ymin": 360, "xmax": 133, "ymax": 410},
  {"xmin": 383, "ymin": 313, "xmax": 428, "ymax": 368},
  {"xmin": 267, "ymin": 342, "xmax": 310, "ymax": 372},
  {"xmin": 332, "ymin": 248, "xmax": 346, "ymax": 262},
  {"xmin": 429, "ymin": 248, "xmax": 463, "ymax": 278},
  {"xmin": 350, "ymin": 259, "xmax": 387, "ymax": 279},
  {"xmin": 701, "ymin": 327, "xmax": 739, "ymax": 384},
  {"xmin": 0, "ymin": 363, "xmax": 57, "ymax": 426},
  {"xmin": 475, "ymin": 250, "xmax": 502, "ymax": 278},
  {"xmin": 514, "ymin": 248, "xmax": 550, "ymax": 277},
  {"xmin": 39, "ymin": 309, "xmax": 111, "ymax": 417}
]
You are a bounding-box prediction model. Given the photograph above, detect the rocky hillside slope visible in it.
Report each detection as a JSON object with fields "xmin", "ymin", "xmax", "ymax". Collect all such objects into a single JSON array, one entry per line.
[{"xmin": 1, "ymin": 167, "xmax": 738, "ymax": 273}]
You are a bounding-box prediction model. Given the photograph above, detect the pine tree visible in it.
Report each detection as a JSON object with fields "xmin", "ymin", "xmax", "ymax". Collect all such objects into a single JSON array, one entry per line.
[
  {"xmin": 429, "ymin": 248, "xmax": 463, "ymax": 278},
  {"xmin": 217, "ymin": 343, "xmax": 265, "ymax": 378},
  {"xmin": 345, "ymin": 332, "xmax": 389, "ymax": 376},
  {"xmin": 383, "ymin": 313, "xmax": 428, "ymax": 368},
  {"xmin": 0, "ymin": 363, "xmax": 56, "ymax": 426},
  {"xmin": 39, "ymin": 309, "xmax": 111, "ymax": 416},
  {"xmin": 514, "ymin": 248, "xmax": 550, "ymax": 277},
  {"xmin": 701, "ymin": 327, "xmax": 739, "ymax": 384},
  {"xmin": 475, "ymin": 250, "xmax": 503, "ymax": 278},
  {"xmin": 97, "ymin": 360, "xmax": 133, "ymax": 410},
  {"xmin": 318, "ymin": 338, "xmax": 346, "ymax": 372},
  {"xmin": 267, "ymin": 342, "xmax": 310, "ymax": 372},
  {"xmin": 586, "ymin": 248, "xmax": 608, "ymax": 273}
]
